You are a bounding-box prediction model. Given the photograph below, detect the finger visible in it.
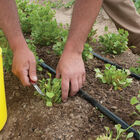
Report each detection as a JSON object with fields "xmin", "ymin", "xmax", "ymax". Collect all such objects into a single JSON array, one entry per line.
[
  {"xmin": 18, "ymin": 69, "xmax": 31, "ymax": 86},
  {"xmin": 78, "ymin": 76, "xmax": 83, "ymax": 89},
  {"xmin": 29, "ymin": 60, "xmax": 37, "ymax": 83},
  {"xmin": 61, "ymin": 76, "xmax": 69, "ymax": 102},
  {"xmin": 70, "ymin": 78, "xmax": 79, "ymax": 96}
]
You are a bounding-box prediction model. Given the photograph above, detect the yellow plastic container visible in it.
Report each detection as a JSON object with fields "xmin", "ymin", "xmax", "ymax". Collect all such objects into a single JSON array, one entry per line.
[{"xmin": 0, "ymin": 48, "xmax": 7, "ymax": 131}]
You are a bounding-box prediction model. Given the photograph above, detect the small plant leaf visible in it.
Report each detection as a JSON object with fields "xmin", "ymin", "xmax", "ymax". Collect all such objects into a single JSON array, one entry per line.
[
  {"xmin": 133, "ymin": 120, "xmax": 140, "ymax": 126},
  {"xmin": 136, "ymin": 104, "xmax": 140, "ymax": 111},
  {"xmin": 130, "ymin": 97, "xmax": 139, "ymax": 105},
  {"xmin": 46, "ymin": 101, "xmax": 53, "ymax": 107},
  {"xmin": 46, "ymin": 92, "xmax": 55, "ymax": 98},
  {"xmin": 126, "ymin": 132, "xmax": 134, "ymax": 139}
]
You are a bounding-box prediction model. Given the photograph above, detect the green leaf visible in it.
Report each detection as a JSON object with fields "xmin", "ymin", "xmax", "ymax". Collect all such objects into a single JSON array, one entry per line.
[
  {"xmin": 104, "ymin": 126, "xmax": 110, "ymax": 132},
  {"xmin": 136, "ymin": 104, "xmax": 140, "ymax": 112},
  {"xmin": 46, "ymin": 101, "xmax": 52, "ymax": 107},
  {"xmin": 126, "ymin": 132, "xmax": 134, "ymax": 139},
  {"xmin": 133, "ymin": 120, "xmax": 140, "ymax": 126},
  {"xmin": 94, "ymin": 68, "xmax": 101, "ymax": 73},
  {"xmin": 46, "ymin": 92, "xmax": 54, "ymax": 98},
  {"xmin": 130, "ymin": 97, "xmax": 139, "ymax": 105}
]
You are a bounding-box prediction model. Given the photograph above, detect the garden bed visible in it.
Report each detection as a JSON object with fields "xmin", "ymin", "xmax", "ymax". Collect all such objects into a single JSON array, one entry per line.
[
  {"xmin": 0, "ymin": 45, "xmax": 139, "ymax": 140},
  {"xmin": 0, "ymin": 0, "xmax": 140, "ymax": 139}
]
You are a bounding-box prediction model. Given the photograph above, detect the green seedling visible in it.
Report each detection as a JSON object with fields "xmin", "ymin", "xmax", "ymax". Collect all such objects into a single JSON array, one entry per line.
[
  {"xmin": 36, "ymin": 73, "xmax": 62, "ymax": 107},
  {"xmin": 130, "ymin": 58, "xmax": 140, "ymax": 75},
  {"xmin": 95, "ymin": 64, "xmax": 132, "ymax": 90},
  {"xmin": 99, "ymin": 29, "xmax": 129, "ymax": 55},
  {"xmin": 130, "ymin": 91, "xmax": 140, "ymax": 114},
  {"xmin": 87, "ymin": 28, "xmax": 97, "ymax": 43}
]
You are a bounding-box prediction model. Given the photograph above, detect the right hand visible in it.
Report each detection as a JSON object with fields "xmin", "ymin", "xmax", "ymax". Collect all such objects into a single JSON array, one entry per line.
[
  {"xmin": 56, "ymin": 48, "xmax": 86, "ymax": 102},
  {"xmin": 12, "ymin": 47, "xmax": 37, "ymax": 86}
]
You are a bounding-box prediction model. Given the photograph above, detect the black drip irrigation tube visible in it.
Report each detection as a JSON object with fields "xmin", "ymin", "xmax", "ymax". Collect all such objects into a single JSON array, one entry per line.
[
  {"xmin": 39, "ymin": 61, "xmax": 140, "ymax": 140},
  {"xmin": 91, "ymin": 51, "xmax": 140, "ymax": 80}
]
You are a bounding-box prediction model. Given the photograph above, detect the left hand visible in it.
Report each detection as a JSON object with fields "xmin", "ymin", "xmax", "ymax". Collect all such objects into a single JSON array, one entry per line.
[{"xmin": 56, "ymin": 49, "xmax": 86, "ymax": 102}]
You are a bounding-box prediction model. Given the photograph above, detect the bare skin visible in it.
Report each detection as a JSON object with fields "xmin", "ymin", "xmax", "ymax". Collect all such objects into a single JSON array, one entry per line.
[
  {"xmin": 56, "ymin": 0, "xmax": 103, "ymax": 101},
  {"xmin": 0, "ymin": 0, "xmax": 37, "ymax": 86},
  {"xmin": 0, "ymin": 0, "xmax": 102, "ymax": 102}
]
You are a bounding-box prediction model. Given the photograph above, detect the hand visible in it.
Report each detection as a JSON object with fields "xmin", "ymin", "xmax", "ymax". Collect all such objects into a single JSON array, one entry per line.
[
  {"xmin": 56, "ymin": 49, "xmax": 86, "ymax": 102},
  {"xmin": 12, "ymin": 47, "xmax": 37, "ymax": 86}
]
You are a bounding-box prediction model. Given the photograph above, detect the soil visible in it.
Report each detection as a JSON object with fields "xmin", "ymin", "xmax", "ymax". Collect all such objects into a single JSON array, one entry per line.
[{"xmin": 0, "ymin": 1, "xmax": 140, "ymax": 140}]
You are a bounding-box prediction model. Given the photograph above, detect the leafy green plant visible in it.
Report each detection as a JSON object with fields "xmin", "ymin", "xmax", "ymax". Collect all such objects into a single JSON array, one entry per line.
[
  {"xmin": 94, "ymin": 64, "xmax": 132, "ymax": 90},
  {"xmin": 27, "ymin": 2, "xmax": 67, "ymax": 46},
  {"xmin": 36, "ymin": 73, "xmax": 62, "ymax": 107},
  {"xmin": 16, "ymin": 0, "xmax": 36, "ymax": 33},
  {"xmin": 16, "ymin": 0, "xmax": 65, "ymax": 45},
  {"xmin": 130, "ymin": 58, "xmax": 140, "ymax": 75},
  {"xmin": 82, "ymin": 43, "xmax": 93, "ymax": 61},
  {"xmin": 99, "ymin": 29, "xmax": 129, "ymax": 55},
  {"xmin": 87, "ymin": 28, "xmax": 97, "ymax": 43},
  {"xmin": 130, "ymin": 91, "xmax": 140, "ymax": 113}
]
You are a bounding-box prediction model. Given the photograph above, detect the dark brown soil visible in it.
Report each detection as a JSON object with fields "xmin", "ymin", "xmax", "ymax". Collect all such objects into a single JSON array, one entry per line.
[{"xmin": 0, "ymin": 44, "xmax": 139, "ymax": 140}]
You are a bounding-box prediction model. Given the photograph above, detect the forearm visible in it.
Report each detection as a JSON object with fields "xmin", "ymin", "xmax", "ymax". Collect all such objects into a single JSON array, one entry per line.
[
  {"xmin": 0, "ymin": 0, "xmax": 27, "ymax": 52},
  {"xmin": 65, "ymin": 0, "xmax": 103, "ymax": 54}
]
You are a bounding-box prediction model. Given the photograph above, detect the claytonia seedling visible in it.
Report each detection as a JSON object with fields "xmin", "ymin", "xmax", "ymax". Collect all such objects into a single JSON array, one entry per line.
[
  {"xmin": 130, "ymin": 58, "xmax": 140, "ymax": 75},
  {"xmin": 94, "ymin": 64, "xmax": 133, "ymax": 90},
  {"xmin": 35, "ymin": 73, "xmax": 62, "ymax": 107},
  {"xmin": 130, "ymin": 91, "xmax": 140, "ymax": 114},
  {"xmin": 99, "ymin": 29, "xmax": 129, "ymax": 55}
]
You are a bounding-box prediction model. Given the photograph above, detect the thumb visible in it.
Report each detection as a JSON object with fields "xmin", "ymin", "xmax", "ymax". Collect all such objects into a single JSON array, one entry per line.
[{"xmin": 29, "ymin": 60, "xmax": 37, "ymax": 82}]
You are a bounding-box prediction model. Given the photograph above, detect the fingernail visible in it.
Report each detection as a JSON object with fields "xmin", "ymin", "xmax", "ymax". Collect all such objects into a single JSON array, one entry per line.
[{"xmin": 32, "ymin": 76, "xmax": 37, "ymax": 81}]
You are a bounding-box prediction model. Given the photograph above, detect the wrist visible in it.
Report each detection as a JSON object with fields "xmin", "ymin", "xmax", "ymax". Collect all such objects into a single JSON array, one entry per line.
[
  {"xmin": 64, "ymin": 40, "xmax": 84, "ymax": 55},
  {"xmin": 9, "ymin": 35, "xmax": 28, "ymax": 53}
]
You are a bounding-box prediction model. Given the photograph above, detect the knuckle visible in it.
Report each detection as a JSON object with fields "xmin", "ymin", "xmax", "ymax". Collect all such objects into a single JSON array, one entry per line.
[{"xmin": 72, "ymin": 87, "xmax": 79, "ymax": 93}]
